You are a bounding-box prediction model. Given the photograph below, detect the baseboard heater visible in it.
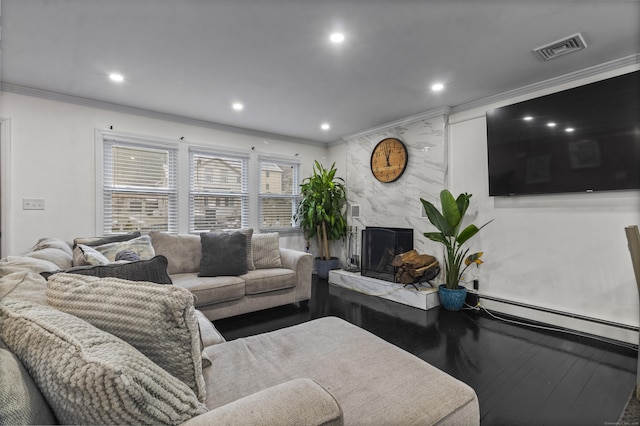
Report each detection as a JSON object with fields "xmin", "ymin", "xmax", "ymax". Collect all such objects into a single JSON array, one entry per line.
[{"xmin": 478, "ymin": 293, "xmax": 639, "ymax": 332}]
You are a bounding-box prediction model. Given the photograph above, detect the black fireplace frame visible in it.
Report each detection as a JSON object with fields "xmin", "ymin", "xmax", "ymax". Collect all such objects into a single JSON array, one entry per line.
[{"xmin": 360, "ymin": 227, "xmax": 413, "ymax": 283}]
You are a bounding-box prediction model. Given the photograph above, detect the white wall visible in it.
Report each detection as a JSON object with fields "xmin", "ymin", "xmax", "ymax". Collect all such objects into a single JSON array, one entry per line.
[
  {"xmin": 448, "ymin": 64, "xmax": 640, "ymax": 343},
  {"xmin": 0, "ymin": 92, "xmax": 328, "ymax": 254}
]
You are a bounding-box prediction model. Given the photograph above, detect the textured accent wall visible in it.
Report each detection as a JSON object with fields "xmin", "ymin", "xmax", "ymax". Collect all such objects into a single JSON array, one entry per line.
[{"xmin": 344, "ymin": 116, "xmax": 447, "ymax": 257}]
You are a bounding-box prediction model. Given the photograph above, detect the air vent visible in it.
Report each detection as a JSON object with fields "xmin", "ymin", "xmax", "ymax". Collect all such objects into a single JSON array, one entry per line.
[
  {"xmin": 351, "ymin": 205, "xmax": 360, "ymax": 218},
  {"xmin": 533, "ymin": 33, "xmax": 587, "ymax": 61}
]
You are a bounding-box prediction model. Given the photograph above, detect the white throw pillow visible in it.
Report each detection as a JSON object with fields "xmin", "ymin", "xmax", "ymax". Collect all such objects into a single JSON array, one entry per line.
[{"xmin": 252, "ymin": 232, "xmax": 282, "ymax": 269}]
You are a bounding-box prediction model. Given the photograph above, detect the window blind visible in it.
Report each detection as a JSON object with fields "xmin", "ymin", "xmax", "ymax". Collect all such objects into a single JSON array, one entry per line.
[
  {"xmin": 189, "ymin": 149, "xmax": 249, "ymax": 232},
  {"xmin": 102, "ymin": 140, "xmax": 178, "ymax": 234},
  {"xmin": 258, "ymin": 158, "xmax": 300, "ymax": 231}
]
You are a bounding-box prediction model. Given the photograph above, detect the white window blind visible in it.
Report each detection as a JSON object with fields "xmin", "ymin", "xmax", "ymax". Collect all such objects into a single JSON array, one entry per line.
[
  {"xmin": 190, "ymin": 149, "xmax": 249, "ymax": 232},
  {"xmin": 102, "ymin": 139, "xmax": 178, "ymax": 234},
  {"xmin": 258, "ymin": 158, "xmax": 300, "ymax": 231}
]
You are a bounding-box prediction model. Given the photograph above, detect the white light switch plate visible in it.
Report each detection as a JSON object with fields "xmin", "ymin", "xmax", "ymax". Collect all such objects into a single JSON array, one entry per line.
[{"xmin": 23, "ymin": 198, "xmax": 45, "ymax": 210}]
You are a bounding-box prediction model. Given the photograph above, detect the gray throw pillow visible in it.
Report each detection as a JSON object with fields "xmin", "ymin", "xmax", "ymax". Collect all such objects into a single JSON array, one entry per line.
[
  {"xmin": 41, "ymin": 255, "xmax": 173, "ymax": 284},
  {"xmin": 199, "ymin": 231, "xmax": 247, "ymax": 277},
  {"xmin": 73, "ymin": 231, "xmax": 141, "ymax": 248}
]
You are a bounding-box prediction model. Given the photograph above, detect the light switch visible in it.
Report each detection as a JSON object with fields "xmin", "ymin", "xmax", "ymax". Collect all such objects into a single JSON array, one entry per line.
[{"xmin": 23, "ymin": 198, "xmax": 45, "ymax": 210}]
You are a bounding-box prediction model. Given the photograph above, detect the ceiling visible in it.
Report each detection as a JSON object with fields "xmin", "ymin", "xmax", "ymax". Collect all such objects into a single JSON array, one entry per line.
[{"xmin": 1, "ymin": 1, "xmax": 638, "ymax": 144}]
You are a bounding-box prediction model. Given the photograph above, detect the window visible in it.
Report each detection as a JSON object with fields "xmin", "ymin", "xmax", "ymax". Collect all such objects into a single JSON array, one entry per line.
[
  {"xmin": 101, "ymin": 138, "xmax": 178, "ymax": 234},
  {"xmin": 259, "ymin": 158, "xmax": 300, "ymax": 231},
  {"xmin": 190, "ymin": 149, "xmax": 249, "ymax": 232}
]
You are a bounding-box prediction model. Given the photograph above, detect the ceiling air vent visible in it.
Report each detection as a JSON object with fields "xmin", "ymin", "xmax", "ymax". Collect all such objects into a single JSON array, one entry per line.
[{"xmin": 533, "ymin": 33, "xmax": 587, "ymax": 61}]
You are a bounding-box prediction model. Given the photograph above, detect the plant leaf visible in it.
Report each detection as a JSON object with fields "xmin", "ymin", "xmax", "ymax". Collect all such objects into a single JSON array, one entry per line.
[
  {"xmin": 440, "ymin": 190, "xmax": 462, "ymax": 230},
  {"xmin": 420, "ymin": 198, "xmax": 454, "ymax": 236}
]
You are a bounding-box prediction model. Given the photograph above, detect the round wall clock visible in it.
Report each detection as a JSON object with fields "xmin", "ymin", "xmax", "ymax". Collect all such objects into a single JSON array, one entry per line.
[{"xmin": 370, "ymin": 137, "xmax": 409, "ymax": 183}]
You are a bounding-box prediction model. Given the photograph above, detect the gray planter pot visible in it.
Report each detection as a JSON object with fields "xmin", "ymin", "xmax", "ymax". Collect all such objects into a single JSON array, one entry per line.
[{"xmin": 315, "ymin": 257, "xmax": 339, "ymax": 279}]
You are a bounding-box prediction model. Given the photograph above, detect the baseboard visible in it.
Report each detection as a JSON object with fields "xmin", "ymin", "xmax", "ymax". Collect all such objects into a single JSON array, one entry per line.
[{"xmin": 478, "ymin": 294, "xmax": 639, "ymax": 346}]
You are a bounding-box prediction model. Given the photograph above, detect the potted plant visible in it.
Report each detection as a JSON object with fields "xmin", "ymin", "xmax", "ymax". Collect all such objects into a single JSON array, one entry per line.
[
  {"xmin": 295, "ymin": 161, "xmax": 348, "ymax": 278},
  {"xmin": 420, "ymin": 189, "xmax": 492, "ymax": 311}
]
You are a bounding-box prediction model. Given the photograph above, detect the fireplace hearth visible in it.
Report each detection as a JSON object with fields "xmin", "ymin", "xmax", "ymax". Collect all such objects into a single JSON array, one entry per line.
[{"xmin": 361, "ymin": 227, "xmax": 413, "ymax": 283}]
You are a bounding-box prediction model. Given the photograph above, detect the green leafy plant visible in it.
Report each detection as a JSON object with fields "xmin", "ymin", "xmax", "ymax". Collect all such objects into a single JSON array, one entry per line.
[
  {"xmin": 420, "ymin": 189, "xmax": 492, "ymax": 289},
  {"xmin": 295, "ymin": 161, "xmax": 347, "ymax": 260}
]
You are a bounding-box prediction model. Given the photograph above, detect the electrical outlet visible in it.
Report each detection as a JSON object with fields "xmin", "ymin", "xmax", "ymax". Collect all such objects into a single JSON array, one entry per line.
[{"xmin": 23, "ymin": 198, "xmax": 45, "ymax": 210}]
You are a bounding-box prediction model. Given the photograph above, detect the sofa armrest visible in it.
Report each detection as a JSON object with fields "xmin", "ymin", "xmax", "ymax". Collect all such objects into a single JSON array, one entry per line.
[
  {"xmin": 180, "ymin": 378, "xmax": 343, "ymax": 426},
  {"xmin": 279, "ymin": 248, "xmax": 313, "ymax": 301},
  {"xmin": 195, "ymin": 310, "xmax": 226, "ymax": 348}
]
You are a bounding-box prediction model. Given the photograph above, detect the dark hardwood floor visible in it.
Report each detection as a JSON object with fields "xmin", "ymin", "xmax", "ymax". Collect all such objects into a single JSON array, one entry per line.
[{"xmin": 214, "ymin": 277, "xmax": 637, "ymax": 426}]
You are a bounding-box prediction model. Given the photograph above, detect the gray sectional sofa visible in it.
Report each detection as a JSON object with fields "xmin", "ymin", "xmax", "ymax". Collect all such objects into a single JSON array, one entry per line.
[{"xmin": 0, "ymin": 233, "xmax": 480, "ymax": 425}]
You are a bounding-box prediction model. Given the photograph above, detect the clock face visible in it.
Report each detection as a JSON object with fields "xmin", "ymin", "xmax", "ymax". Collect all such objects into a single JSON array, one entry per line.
[{"xmin": 370, "ymin": 138, "xmax": 408, "ymax": 183}]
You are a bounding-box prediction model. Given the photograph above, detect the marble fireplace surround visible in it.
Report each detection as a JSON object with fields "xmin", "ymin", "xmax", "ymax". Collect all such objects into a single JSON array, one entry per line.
[{"xmin": 329, "ymin": 269, "xmax": 440, "ymax": 311}]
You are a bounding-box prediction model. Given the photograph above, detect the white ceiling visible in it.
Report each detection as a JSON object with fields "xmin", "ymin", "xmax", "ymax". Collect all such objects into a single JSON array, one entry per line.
[{"xmin": 1, "ymin": 1, "xmax": 638, "ymax": 144}]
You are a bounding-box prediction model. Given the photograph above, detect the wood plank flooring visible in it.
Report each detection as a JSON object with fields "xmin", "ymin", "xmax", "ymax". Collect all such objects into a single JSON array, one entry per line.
[{"xmin": 214, "ymin": 277, "xmax": 637, "ymax": 426}]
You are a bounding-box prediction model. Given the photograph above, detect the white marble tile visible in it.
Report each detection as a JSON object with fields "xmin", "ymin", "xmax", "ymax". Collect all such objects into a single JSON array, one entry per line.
[{"xmin": 329, "ymin": 269, "xmax": 440, "ymax": 311}]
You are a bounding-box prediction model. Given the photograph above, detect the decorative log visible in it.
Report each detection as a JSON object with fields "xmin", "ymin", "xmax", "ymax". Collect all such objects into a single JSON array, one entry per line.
[{"xmin": 393, "ymin": 250, "xmax": 439, "ymax": 284}]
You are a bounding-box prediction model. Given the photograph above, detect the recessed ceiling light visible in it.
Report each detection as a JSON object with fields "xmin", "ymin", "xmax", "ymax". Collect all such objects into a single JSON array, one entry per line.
[
  {"xmin": 523, "ymin": 116, "xmax": 534, "ymax": 121},
  {"xmin": 109, "ymin": 73, "xmax": 124, "ymax": 82},
  {"xmin": 320, "ymin": 123, "xmax": 331, "ymax": 130},
  {"xmin": 232, "ymin": 102, "xmax": 244, "ymax": 111},
  {"xmin": 547, "ymin": 122, "xmax": 556, "ymax": 127},
  {"xmin": 431, "ymin": 83, "xmax": 444, "ymax": 92},
  {"xmin": 329, "ymin": 33, "xmax": 345, "ymax": 43},
  {"xmin": 565, "ymin": 127, "xmax": 575, "ymax": 132}
]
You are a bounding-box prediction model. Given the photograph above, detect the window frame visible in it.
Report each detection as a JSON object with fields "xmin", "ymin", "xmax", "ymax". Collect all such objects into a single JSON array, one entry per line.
[{"xmin": 257, "ymin": 155, "xmax": 301, "ymax": 233}]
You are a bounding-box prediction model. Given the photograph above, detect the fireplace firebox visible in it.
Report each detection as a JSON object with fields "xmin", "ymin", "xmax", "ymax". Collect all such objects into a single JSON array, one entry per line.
[{"xmin": 361, "ymin": 227, "xmax": 413, "ymax": 282}]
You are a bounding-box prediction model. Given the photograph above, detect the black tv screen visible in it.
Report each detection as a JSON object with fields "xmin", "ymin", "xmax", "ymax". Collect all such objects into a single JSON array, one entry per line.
[{"xmin": 486, "ymin": 70, "xmax": 640, "ymax": 196}]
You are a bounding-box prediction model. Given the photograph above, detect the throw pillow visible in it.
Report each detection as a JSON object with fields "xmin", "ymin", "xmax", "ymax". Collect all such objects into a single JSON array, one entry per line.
[
  {"xmin": 0, "ymin": 340, "xmax": 57, "ymax": 425},
  {"xmin": 23, "ymin": 248, "xmax": 73, "ymax": 270},
  {"xmin": 31, "ymin": 237, "xmax": 73, "ymax": 257},
  {"xmin": 115, "ymin": 249, "xmax": 141, "ymax": 262},
  {"xmin": 199, "ymin": 231, "xmax": 247, "ymax": 277},
  {"xmin": 252, "ymin": 232, "xmax": 282, "ymax": 269},
  {"xmin": 223, "ymin": 228, "xmax": 255, "ymax": 270},
  {"xmin": 149, "ymin": 231, "xmax": 201, "ymax": 275},
  {"xmin": 41, "ymin": 255, "xmax": 173, "ymax": 285},
  {"xmin": 72, "ymin": 244, "xmax": 111, "ymax": 266},
  {"xmin": 73, "ymin": 231, "xmax": 141, "ymax": 248},
  {"xmin": 0, "ymin": 301, "xmax": 207, "ymax": 425},
  {"xmin": 93, "ymin": 234, "xmax": 155, "ymax": 262},
  {"xmin": 46, "ymin": 273, "xmax": 205, "ymax": 402}
]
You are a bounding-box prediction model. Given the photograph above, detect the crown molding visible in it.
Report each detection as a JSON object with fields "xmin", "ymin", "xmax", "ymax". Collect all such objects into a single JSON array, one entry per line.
[
  {"xmin": 342, "ymin": 106, "xmax": 451, "ymax": 141},
  {"xmin": 449, "ymin": 53, "xmax": 640, "ymax": 115},
  {"xmin": 0, "ymin": 82, "xmax": 327, "ymax": 147}
]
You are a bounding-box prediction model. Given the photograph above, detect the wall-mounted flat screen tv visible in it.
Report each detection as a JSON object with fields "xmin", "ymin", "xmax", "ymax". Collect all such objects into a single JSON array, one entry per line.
[{"xmin": 486, "ymin": 70, "xmax": 640, "ymax": 196}]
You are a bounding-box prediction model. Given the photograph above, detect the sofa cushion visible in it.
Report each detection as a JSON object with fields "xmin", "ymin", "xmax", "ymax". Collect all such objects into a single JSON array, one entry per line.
[
  {"xmin": 150, "ymin": 231, "xmax": 201, "ymax": 275},
  {"xmin": 46, "ymin": 273, "xmax": 205, "ymax": 402},
  {"xmin": 223, "ymin": 228, "xmax": 255, "ymax": 270},
  {"xmin": 0, "ymin": 301, "xmax": 207, "ymax": 425},
  {"xmin": 31, "ymin": 237, "xmax": 73, "ymax": 257},
  {"xmin": 199, "ymin": 231, "xmax": 247, "ymax": 277},
  {"xmin": 172, "ymin": 273, "xmax": 245, "ymax": 306},
  {"xmin": 73, "ymin": 231, "xmax": 141, "ymax": 248},
  {"xmin": 92, "ymin": 234, "xmax": 156, "ymax": 261},
  {"xmin": 23, "ymin": 248, "xmax": 73, "ymax": 270},
  {"xmin": 252, "ymin": 232, "xmax": 282, "ymax": 269},
  {"xmin": 0, "ymin": 339, "xmax": 57, "ymax": 425},
  {"xmin": 72, "ymin": 244, "xmax": 111, "ymax": 266},
  {"xmin": 0, "ymin": 256, "xmax": 59, "ymax": 276},
  {"xmin": 241, "ymin": 268, "xmax": 296, "ymax": 295},
  {"xmin": 42, "ymin": 255, "xmax": 173, "ymax": 284}
]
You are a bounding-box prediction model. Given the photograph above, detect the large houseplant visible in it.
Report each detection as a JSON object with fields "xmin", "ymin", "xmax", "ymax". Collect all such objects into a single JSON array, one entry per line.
[
  {"xmin": 420, "ymin": 190, "xmax": 492, "ymax": 310},
  {"xmin": 295, "ymin": 161, "xmax": 348, "ymax": 278}
]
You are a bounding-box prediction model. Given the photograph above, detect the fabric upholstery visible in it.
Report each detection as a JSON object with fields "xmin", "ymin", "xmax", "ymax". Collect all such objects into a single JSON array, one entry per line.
[
  {"xmin": 93, "ymin": 234, "xmax": 156, "ymax": 261},
  {"xmin": 203, "ymin": 317, "xmax": 480, "ymax": 425},
  {"xmin": 223, "ymin": 228, "xmax": 255, "ymax": 270},
  {"xmin": 181, "ymin": 379, "xmax": 343, "ymax": 426},
  {"xmin": 0, "ymin": 301, "xmax": 207, "ymax": 425},
  {"xmin": 72, "ymin": 244, "xmax": 111, "ymax": 266},
  {"xmin": 42, "ymin": 255, "xmax": 173, "ymax": 284},
  {"xmin": 23, "ymin": 248, "xmax": 72, "ymax": 270},
  {"xmin": 115, "ymin": 248, "xmax": 141, "ymax": 262},
  {"xmin": 149, "ymin": 231, "xmax": 202, "ymax": 275},
  {"xmin": 30, "ymin": 237, "xmax": 73, "ymax": 257},
  {"xmin": 73, "ymin": 231, "xmax": 141, "ymax": 248},
  {"xmin": 0, "ymin": 271, "xmax": 48, "ymax": 306},
  {"xmin": 46, "ymin": 273, "xmax": 205, "ymax": 402},
  {"xmin": 199, "ymin": 231, "xmax": 247, "ymax": 277},
  {"xmin": 252, "ymin": 232, "xmax": 282, "ymax": 269},
  {"xmin": 241, "ymin": 268, "xmax": 296, "ymax": 294},
  {"xmin": 0, "ymin": 339, "xmax": 57, "ymax": 425},
  {"xmin": 172, "ymin": 273, "xmax": 245, "ymax": 306},
  {"xmin": 0, "ymin": 256, "xmax": 58, "ymax": 277}
]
